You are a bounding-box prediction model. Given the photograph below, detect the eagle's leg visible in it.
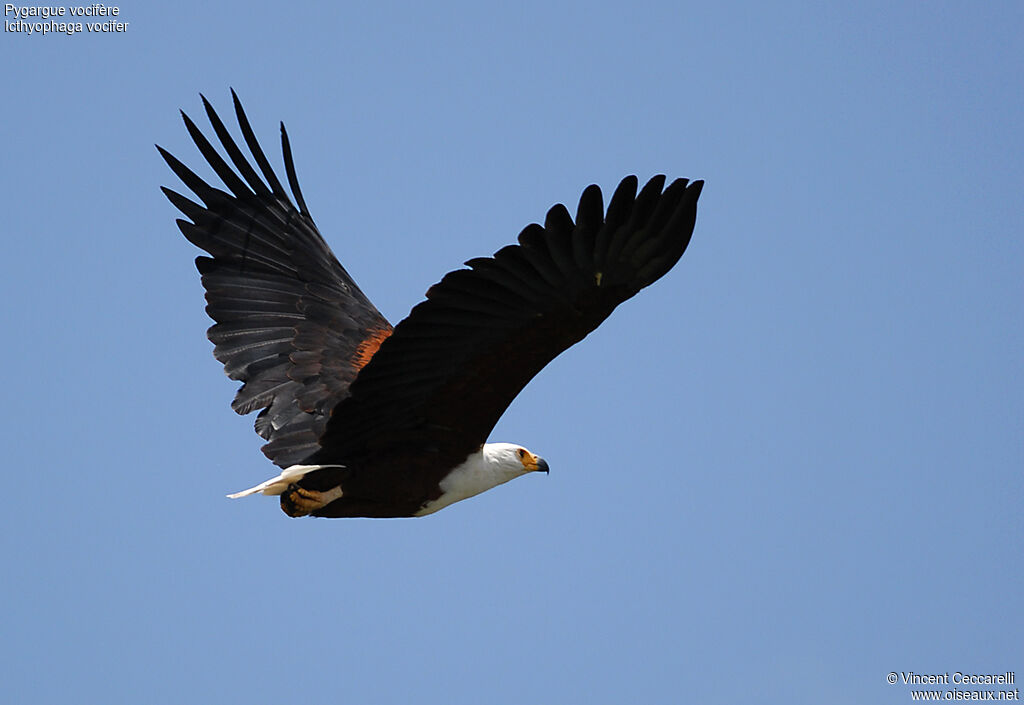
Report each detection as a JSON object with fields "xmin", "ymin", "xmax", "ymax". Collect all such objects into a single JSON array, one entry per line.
[{"xmin": 281, "ymin": 485, "xmax": 343, "ymax": 517}]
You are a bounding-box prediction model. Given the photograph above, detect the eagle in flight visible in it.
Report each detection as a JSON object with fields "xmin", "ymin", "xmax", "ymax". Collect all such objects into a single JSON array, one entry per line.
[{"xmin": 160, "ymin": 91, "xmax": 703, "ymax": 519}]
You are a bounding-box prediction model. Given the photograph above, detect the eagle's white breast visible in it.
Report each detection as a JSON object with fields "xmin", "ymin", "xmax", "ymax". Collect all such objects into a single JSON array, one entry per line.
[{"xmin": 413, "ymin": 444, "xmax": 529, "ymax": 516}]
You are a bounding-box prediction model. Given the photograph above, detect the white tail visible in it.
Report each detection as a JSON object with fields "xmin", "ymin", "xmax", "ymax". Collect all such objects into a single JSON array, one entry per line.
[{"xmin": 226, "ymin": 464, "xmax": 345, "ymax": 499}]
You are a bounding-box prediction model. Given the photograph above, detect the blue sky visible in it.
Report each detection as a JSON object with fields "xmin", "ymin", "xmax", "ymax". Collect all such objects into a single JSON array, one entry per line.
[{"xmin": 2, "ymin": 2, "xmax": 1021, "ymax": 703}]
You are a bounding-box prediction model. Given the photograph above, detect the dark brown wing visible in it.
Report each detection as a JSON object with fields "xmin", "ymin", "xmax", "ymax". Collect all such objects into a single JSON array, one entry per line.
[
  {"xmin": 160, "ymin": 91, "xmax": 391, "ymax": 467},
  {"xmin": 314, "ymin": 175, "xmax": 703, "ymax": 463}
]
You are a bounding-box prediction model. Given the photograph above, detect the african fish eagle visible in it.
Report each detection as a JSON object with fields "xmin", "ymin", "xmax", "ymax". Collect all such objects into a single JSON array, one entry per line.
[{"xmin": 160, "ymin": 91, "xmax": 703, "ymax": 518}]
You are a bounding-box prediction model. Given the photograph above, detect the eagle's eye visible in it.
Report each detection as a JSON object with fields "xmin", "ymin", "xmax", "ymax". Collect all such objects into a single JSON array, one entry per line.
[{"xmin": 517, "ymin": 448, "xmax": 525, "ymax": 458}]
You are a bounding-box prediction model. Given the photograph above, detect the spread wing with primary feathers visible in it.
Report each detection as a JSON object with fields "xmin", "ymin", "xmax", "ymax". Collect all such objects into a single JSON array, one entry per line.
[
  {"xmin": 159, "ymin": 91, "xmax": 391, "ymax": 468},
  {"xmin": 162, "ymin": 92, "xmax": 703, "ymax": 473},
  {"xmin": 317, "ymin": 174, "xmax": 703, "ymax": 463}
]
